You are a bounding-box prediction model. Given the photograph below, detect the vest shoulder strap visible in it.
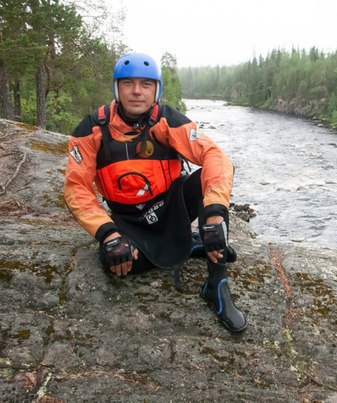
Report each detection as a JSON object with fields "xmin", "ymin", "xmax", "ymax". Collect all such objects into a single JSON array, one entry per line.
[
  {"xmin": 92, "ymin": 104, "xmax": 113, "ymax": 161},
  {"xmin": 92, "ymin": 104, "xmax": 110, "ymax": 126}
]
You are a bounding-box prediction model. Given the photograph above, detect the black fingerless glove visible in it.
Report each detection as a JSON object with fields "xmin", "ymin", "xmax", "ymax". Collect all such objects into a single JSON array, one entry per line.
[
  {"xmin": 202, "ymin": 222, "xmax": 228, "ymax": 252},
  {"xmin": 103, "ymin": 236, "xmax": 133, "ymax": 266}
]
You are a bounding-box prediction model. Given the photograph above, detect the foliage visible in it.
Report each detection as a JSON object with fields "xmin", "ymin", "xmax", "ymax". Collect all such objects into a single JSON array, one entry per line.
[
  {"xmin": 178, "ymin": 47, "xmax": 337, "ymax": 128},
  {"xmin": 0, "ymin": 1, "xmax": 186, "ymax": 132},
  {"xmin": 161, "ymin": 52, "xmax": 186, "ymax": 113},
  {"xmin": 21, "ymin": 95, "xmax": 37, "ymax": 125}
]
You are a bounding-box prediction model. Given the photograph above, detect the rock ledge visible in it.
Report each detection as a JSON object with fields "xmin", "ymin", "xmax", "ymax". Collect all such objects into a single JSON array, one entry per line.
[{"xmin": 1, "ymin": 120, "xmax": 337, "ymax": 402}]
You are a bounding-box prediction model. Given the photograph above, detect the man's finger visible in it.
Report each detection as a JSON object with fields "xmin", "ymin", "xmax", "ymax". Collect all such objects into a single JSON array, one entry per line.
[
  {"xmin": 133, "ymin": 248, "xmax": 139, "ymax": 260},
  {"xmin": 121, "ymin": 260, "xmax": 131, "ymax": 276},
  {"xmin": 113, "ymin": 265, "xmax": 122, "ymax": 276}
]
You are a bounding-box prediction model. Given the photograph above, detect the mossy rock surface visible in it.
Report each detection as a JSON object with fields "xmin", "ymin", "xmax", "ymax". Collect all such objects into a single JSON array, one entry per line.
[{"xmin": 1, "ymin": 119, "xmax": 337, "ymax": 402}]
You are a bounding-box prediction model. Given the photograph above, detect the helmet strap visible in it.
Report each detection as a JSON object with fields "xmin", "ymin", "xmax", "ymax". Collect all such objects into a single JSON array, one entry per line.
[
  {"xmin": 114, "ymin": 80, "xmax": 119, "ymax": 102},
  {"xmin": 155, "ymin": 81, "xmax": 160, "ymax": 103}
]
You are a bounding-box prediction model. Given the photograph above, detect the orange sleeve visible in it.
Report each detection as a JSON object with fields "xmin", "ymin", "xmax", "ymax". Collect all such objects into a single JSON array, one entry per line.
[
  {"xmin": 64, "ymin": 127, "xmax": 114, "ymax": 239},
  {"xmin": 154, "ymin": 119, "xmax": 234, "ymax": 209}
]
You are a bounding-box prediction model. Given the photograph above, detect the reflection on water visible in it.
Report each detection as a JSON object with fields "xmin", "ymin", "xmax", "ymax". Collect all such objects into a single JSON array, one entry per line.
[{"xmin": 185, "ymin": 99, "xmax": 337, "ymax": 247}]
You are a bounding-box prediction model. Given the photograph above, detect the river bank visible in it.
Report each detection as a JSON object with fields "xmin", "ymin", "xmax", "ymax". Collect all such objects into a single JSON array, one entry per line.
[
  {"xmin": 1, "ymin": 119, "xmax": 337, "ymax": 402},
  {"xmin": 190, "ymin": 95, "xmax": 337, "ymax": 131}
]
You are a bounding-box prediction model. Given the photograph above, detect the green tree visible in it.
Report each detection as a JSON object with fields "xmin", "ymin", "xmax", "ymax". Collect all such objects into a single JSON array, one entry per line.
[
  {"xmin": 0, "ymin": 0, "xmax": 39, "ymax": 119},
  {"xmin": 0, "ymin": 0, "xmax": 123, "ymax": 132},
  {"xmin": 29, "ymin": 0, "xmax": 87, "ymax": 128},
  {"xmin": 0, "ymin": 0, "xmax": 85, "ymax": 127},
  {"xmin": 161, "ymin": 52, "xmax": 186, "ymax": 112}
]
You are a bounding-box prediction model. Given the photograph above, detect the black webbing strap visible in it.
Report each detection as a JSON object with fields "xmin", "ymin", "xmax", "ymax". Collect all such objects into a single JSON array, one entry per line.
[{"xmin": 92, "ymin": 104, "xmax": 114, "ymax": 161}]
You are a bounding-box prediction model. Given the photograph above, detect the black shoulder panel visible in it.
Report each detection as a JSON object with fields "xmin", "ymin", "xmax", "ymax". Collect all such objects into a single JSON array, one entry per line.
[
  {"xmin": 72, "ymin": 114, "xmax": 96, "ymax": 138},
  {"xmin": 73, "ymin": 104, "xmax": 110, "ymax": 138},
  {"xmin": 160, "ymin": 104, "xmax": 191, "ymax": 128}
]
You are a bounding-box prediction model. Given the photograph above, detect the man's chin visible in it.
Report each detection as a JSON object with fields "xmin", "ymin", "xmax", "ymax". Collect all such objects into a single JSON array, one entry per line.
[{"xmin": 124, "ymin": 107, "xmax": 150, "ymax": 119}]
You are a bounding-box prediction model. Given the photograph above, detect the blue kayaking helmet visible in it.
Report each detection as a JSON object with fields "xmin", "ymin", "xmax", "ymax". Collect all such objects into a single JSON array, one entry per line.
[{"xmin": 113, "ymin": 52, "xmax": 162, "ymax": 103}]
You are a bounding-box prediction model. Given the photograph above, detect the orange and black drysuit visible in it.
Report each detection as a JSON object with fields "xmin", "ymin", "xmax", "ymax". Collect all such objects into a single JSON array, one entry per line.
[{"xmin": 64, "ymin": 101, "xmax": 234, "ymax": 268}]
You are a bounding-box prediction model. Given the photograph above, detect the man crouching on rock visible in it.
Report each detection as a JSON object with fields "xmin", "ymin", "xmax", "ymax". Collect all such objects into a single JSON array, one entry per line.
[{"xmin": 64, "ymin": 52, "xmax": 247, "ymax": 333}]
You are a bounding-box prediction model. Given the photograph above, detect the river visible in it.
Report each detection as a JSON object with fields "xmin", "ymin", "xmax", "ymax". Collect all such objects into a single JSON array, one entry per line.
[{"xmin": 185, "ymin": 99, "xmax": 337, "ymax": 248}]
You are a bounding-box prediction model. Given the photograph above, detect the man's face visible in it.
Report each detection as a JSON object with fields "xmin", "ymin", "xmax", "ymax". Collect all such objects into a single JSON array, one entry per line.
[{"xmin": 118, "ymin": 78, "xmax": 156, "ymax": 119}]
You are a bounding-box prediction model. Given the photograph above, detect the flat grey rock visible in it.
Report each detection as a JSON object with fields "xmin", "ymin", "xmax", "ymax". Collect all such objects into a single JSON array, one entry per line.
[{"xmin": 1, "ymin": 120, "xmax": 336, "ymax": 402}]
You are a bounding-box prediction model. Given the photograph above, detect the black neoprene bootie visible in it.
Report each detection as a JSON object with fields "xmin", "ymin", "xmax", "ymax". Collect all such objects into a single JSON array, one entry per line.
[{"xmin": 201, "ymin": 262, "xmax": 247, "ymax": 333}]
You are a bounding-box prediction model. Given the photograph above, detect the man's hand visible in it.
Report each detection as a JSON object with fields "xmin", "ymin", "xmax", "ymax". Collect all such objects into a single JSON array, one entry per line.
[
  {"xmin": 103, "ymin": 233, "xmax": 138, "ymax": 276},
  {"xmin": 203, "ymin": 216, "xmax": 227, "ymax": 264}
]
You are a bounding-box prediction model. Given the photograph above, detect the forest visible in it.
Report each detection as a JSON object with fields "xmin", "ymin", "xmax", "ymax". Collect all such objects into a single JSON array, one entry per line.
[
  {"xmin": 0, "ymin": 0, "xmax": 184, "ymax": 133},
  {"xmin": 179, "ymin": 47, "xmax": 337, "ymax": 129},
  {"xmin": 1, "ymin": 1, "xmax": 337, "ymax": 133}
]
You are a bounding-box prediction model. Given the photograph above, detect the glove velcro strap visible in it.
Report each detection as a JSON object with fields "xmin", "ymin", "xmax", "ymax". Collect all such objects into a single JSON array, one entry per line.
[{"xmin": 95, "ymin": 222, "xmax": 119, "ymax": 242}]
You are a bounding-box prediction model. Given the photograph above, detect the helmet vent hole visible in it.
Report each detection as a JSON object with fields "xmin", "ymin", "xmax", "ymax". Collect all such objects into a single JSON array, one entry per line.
[
  {"xmin": 144, "ymin": 61, "xmax": 149, "ymax": 66},
  {"xmin": 124, "ymin": 60, "xmax": 129, "ymax": 65}
]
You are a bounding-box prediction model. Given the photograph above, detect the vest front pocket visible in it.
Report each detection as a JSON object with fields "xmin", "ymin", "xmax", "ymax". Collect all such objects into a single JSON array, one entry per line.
[{"xmin": 117, "ymin": 172, "xmax": 153, "ymax": 198}]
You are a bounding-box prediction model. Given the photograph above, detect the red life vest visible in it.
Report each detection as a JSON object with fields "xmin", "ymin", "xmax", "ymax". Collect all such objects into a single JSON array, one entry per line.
[{"xmin": 95, "ymin": 105, "xmax": 182, "ymax": 205}]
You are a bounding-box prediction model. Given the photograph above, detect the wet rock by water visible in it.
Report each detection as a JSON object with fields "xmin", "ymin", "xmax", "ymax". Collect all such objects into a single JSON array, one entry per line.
[{"xmin": 0, "ymin": 119, "xmax": 337, "ymax": 402}]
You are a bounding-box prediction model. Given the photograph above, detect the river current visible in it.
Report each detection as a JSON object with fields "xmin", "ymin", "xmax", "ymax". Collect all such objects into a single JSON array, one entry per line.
[{"xmin": 185, "ymin": 99, "xmax": 337, "ymax": 248}]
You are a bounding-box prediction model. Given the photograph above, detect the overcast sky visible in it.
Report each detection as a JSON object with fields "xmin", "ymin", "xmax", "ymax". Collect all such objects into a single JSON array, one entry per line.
[{"xmin": 109, "ymin": 0, "xmax": 337, "ymax": 67}]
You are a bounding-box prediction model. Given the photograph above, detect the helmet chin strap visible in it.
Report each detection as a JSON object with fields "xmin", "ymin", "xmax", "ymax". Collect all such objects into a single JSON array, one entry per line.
[
  {"xmin": 114, "ymin": 81, "xmax": 120, "ymax": 102},
  {"xmin": 154, "ymin": 81, "xmax": 160, "ymax": 103}
]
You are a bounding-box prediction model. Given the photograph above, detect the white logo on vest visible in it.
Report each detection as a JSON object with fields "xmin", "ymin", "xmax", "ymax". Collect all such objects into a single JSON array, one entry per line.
[
  {"xmin": 69, "ymin": 145, "xmax": 83, "ymax": 164},
  {"xmin": 189, "ymin": 128, "xmax": 201, "ymax": 141}
]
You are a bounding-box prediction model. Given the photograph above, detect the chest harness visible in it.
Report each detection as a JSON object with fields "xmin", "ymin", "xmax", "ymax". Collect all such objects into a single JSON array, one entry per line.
[{"xmin": 94, "ymin": 104, "xmax": 182, "ymax": 205}]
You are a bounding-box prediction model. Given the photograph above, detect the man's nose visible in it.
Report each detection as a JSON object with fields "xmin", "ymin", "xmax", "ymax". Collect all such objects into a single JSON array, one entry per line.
[{"xmin": 132, "ymin": 82, "xmax": 142, "ymax": 94}]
